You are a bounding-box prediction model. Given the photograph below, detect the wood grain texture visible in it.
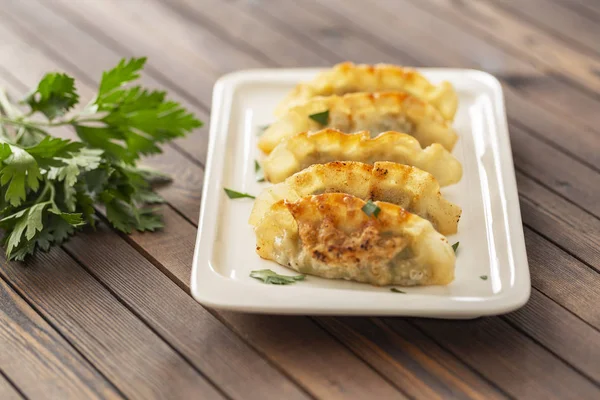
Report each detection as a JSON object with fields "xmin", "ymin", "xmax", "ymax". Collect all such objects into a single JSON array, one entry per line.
[
  {"xmin": 404, "ymin": 317, "xmax": 600, "ymax": 399},
  {"xmin": 517, "ymin": 173, "xmax": 600, "ymax": 270},
  {"xmin": 524, "ymin": 229, "xmax": 600, "ymax": 329},
  {"xmin": 399, "ymin": 0, "xmax": 600, "ymax": 134},
  {"xmin": 0, "ymin": 372, "xmax": 22, "ymax": 400},
  {"xmin": 0, "ymin": 249, "xmax": 224, "ymax": 400},
  {"xmin": 495, "ymin": 0, "xmax": 600, "ymax": 56},
  {"xmin": 63, "ymin": 224, "xmax": 310, "ymax": 400},
  {"xmin": 1, "ymin": 278, "xmax": 119, "ymax": 400},
  {"xmin": 419, "ymin": 0, "xmax": 600, "ymax": 94},
  {"xmin": 316, "ymin": 317, "xmax": 508, "ymax": 400}
]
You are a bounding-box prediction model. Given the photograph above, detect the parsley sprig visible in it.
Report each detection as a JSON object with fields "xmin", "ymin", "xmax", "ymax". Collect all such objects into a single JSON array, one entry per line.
[{"xmin": 0, "ymin": 57, "xmax": 201, "ymax": 261}]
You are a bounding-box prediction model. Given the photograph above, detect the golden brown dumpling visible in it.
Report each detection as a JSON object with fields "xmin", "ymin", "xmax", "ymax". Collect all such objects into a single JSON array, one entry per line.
[
  {"xmin": 276, "ymin": 62, "xmax": 458, "ymax": 120},
  {"xmin": 255, "ymin": 193, "xmax": 455, "ymax": 286},
  {"xmin": 251, "ymin": 161, "xmax": 461, "ymax": 235},
  {"xmin": 262, "ymin": 128, "xmax": 462, "ymax": 186},
  {"xmin": 259, "ymin": 92, "xmax": 458, "ymax": 154}
]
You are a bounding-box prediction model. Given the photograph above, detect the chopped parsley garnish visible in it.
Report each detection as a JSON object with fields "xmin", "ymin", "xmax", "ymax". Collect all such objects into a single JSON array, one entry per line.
[
  {"xmin": 452, "ymin": 242, "xmax": 459, "ymax": 253},
  {"xmin": 390, "ymin": 288, "xmax": 406, "ymax": 293},
  {"xmin": 224, "ymin": 188, "xmax": 255, "ymax": 199},
  {"xmin": 250, "ymin": 269, "xmax": 305, "ymax": 285},
  {"xmin": 480, "ymin": 275, "xmax": 488, "ymax": 280},
  {"xmin": 308, "ymin": 110, "xmax": 329, "ymax": 125},
  {"xmin": 361, "ymin": 199, "xmax": 381, "ymax": 218},
  {"xmin": 257, "ymin": 124, "xmax": 270, "ymax": 135},
  {"xmin": 254, "ymin": 160, "xmax": 264, "ymax": 182}
]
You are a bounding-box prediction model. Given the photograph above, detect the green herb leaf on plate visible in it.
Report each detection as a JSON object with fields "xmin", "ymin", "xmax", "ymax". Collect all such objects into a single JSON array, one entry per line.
[
  {"xmin": 480, "ymin": 275, "xmax": 488, "ymax": 280},
  {"xmin": 257, "ymin": 124, "xmax": 270, "ymax": 135},
  {"xmin": 224, "ymin": 188, "xmax": 256, "ymax": 199},
  {"xmin": 254, "ymin": 160, "xmax": 265, "ymax": 182},
  {"xmin": 361, "ymin": 199, "xmax": 381, "ymax": 218},
  {"xmin": 452, "ymin": 241, "xmax": 459, "ymax": 253},
  {"xmin": 250, "ymin": 269, "xmax": 305, "ymax": 285},
  {"xmin": 308, "ymin": 110, "xmax": 329, "ymax": 125},
  {"xmin": 390, "ymin": 288, "xmax": 406, "ymax": 293}
]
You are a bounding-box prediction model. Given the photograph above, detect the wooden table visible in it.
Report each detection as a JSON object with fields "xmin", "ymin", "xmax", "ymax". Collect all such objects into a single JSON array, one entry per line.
[{"xmin": 0, "ymin": 0, "xmax": 599, "ymax": 398}]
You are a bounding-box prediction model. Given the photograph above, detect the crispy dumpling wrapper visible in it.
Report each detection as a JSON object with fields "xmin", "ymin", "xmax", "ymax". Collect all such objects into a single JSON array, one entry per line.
[
  {"xmin": 255, "ymin": 193, "xmax": 455, "ymax": 286},
  {"xmin": 259, "ymin": 92, "xmax": 458, "ymax": 154},
  {"xmin": 262, "ymin": 128, "xmax": 462, "ymax": 186},
  {"xmin": 250, "ymin": 161, "xmax": 461, "ymax": 235},
  {"xmin": 276, "ymin": 62, "xmax": 458, "ymax": 120}
]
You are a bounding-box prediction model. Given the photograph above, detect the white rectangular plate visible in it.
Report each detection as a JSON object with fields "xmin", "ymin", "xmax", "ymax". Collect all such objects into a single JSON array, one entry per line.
[{"xmin": 191, "ymin": 68, "xmax": 530, "ymax": 317}]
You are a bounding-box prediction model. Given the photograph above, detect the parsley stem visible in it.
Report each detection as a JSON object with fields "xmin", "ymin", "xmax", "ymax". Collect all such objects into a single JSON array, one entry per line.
[{"xmin": 34, "ymin": 181, "xmax": 51, "ymax": 203}]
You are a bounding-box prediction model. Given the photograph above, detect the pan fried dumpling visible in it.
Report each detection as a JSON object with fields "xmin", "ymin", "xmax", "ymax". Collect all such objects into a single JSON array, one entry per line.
[
  {"xmin": 262, "ymin": 128, "xmax": 462, "ymax": 186},
  {"xmin": 275, "ymin": 62, "xmax": 458, "ymax": 120},
  {"xmin": 255, "ymin": 193, "xmax": 455, "ymax": 286},
  {"xmin": 250, "ymin": 161, "xmax": 461, "ymax": 235},
  {"xmin": 259, "ymin": 92, "xmax": 458, "ymax": 154}
]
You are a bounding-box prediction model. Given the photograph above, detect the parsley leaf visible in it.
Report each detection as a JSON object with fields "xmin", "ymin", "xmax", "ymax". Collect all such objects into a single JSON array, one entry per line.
[
  {"xmin": 362, "ymin": 199, "xmax": 381, "ymax": 218},
  {"xmin": 250, "ymin": 269, "xmax": 305, "ymax": 285},
  {"xmin": 308, "ymin": 110, "xmax": 329, "ymax": 125},
  {"xmin": 257, "ymin": 124, "xmax": 270, "ymax": 135},
  {"xmin": 0, "ymin": 145, "xmax": 42, "ymax": 206},
  {"xmin": 24, "ymin": 73, "xmax": 79, "ymax": 120},
  {"xmin": 254, "ymin": 160, "xmax": 265, "ymax": 182},
  {"xmin": 452, "ymin": 242, "xmax": 459, "ymax": 253},
  {"xmin": 480, "ymin": 275, "xmax": 488, "ymax": 281},
  {"xmin": 224, "ymin": 188, "xmax": 255, "ymax": 199},
  {"xmin": 390, "ymin": 288, "xmax": 406, "ymax": 293}
]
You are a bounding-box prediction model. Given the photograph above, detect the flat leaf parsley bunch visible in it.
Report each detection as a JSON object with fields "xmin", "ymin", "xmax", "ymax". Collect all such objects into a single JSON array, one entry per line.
[{"xmin": 0, "ymin": 57, "xmax": 201, "ymax": 261}]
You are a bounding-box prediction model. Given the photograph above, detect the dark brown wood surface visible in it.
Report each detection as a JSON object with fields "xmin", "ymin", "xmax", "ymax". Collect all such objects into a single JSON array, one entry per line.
[{"xmin": 0, "ymin": 0, "xmax": 598, "ymax": 398}]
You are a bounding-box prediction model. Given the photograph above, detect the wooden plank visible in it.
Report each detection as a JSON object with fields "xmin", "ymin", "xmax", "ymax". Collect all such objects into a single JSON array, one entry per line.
[
  {"xmin": 0, "ymin": 372, "xmax": 22, "ymax": 400},
  {"xmin": 63, "ymin": 224, "xmax": 311, "ymax": 400},
  {"xmin": 402, "ymin": 0, "xmax": 600, "ymax": 131},
  {"xmin": 316, "ymin": 317, "xmax": 508, "ymax": 399},
  {"xmin": 494, "ymin": 0, "xmax": 600, "ymax": 56},
  {"xmin": 403, "ymin": 316, "xmax": 600, "ymax": 399},
  {"xmin": 517, "ymin": 172, "xmax": 600, "ymax": 270},
  {"xmin": 509, "ymin": 123, "xmax": 600, "ymax": 218},
  {"xmin": 417, "ymin": 0, "xmax": 600, "ymax": 93},
  {"xmin": 215, "ymin": 311, "xmax": 408, "ymax": 399},
  {"xmin": 0, "ymin": 250, "xmax": 223, "ymax": 400},
  {"xmin": 1, "ymin": 277, "xmax": 121, "ymax": 399},
  {"xmin": 566, "ymin": 0, "xmax": 600, "ymax": 16},
  {"xmin": 524, "ymin": 228, "xmax": 600, "ymax": 329},
  {"xmin": 505, "ymin": 288, "xmax": 600, "ymax": 383}
]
